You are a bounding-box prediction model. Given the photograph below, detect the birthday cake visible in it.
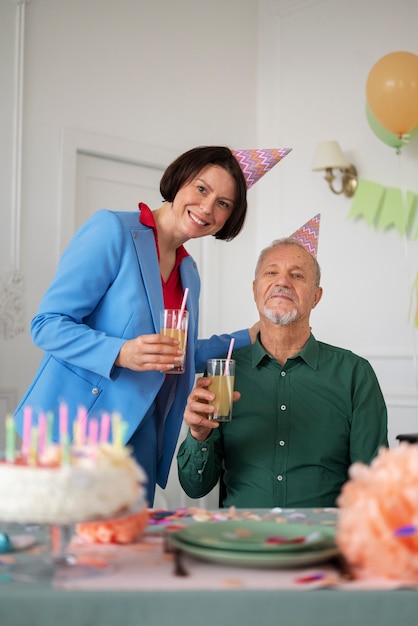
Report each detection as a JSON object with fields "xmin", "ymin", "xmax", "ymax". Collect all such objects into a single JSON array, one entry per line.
[{"xmin": 0, "ymin": 442, "xmax": 147, "ymax": 525}]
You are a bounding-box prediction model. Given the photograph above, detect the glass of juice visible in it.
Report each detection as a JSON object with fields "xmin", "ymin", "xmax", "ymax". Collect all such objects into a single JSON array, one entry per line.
[
  {"xmin": 206, "ymin": 358, "xmax": 235, "ymax": 422},
  {"xmin": 160, "ymin": 309, "xmax": 189, "ymax": 373}
]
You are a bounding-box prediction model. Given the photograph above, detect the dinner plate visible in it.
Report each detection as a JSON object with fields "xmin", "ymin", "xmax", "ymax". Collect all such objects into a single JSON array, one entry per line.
[
  {"xmin": 170, "ymin": 533, "xmax": 339, "ymax": 568},
  {"xmin": 170, "ymin": 521, "xmax": 333, "ymax": 553}
]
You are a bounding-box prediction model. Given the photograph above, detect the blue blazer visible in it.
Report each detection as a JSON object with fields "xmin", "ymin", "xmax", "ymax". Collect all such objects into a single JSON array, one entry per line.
[{"xmin": 13, "ymin": 210, "xmax": 250, "ymax": 487}]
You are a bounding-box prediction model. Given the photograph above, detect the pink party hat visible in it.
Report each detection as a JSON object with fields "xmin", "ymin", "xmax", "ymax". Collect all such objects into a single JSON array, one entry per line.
[
  {"xmin": 289, "ymin": 214, "xmax": 320, "ymax": 257},
  {"xmin": 232, "ymin": 148, "xmax": 292, "ymax": 189}
]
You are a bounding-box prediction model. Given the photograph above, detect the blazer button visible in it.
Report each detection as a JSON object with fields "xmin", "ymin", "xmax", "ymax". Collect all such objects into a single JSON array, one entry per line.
[{"xmin": 92, "ymin": 387, "xmax": 100, "ymax": 395}]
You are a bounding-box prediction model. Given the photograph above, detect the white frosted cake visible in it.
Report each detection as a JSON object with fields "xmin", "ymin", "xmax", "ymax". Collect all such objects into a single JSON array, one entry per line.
[{"xmin": 0, "ymin": 443, "xmax": 147, "ymax": 525}]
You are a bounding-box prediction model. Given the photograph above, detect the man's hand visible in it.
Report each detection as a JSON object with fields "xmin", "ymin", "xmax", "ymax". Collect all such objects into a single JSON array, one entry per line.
[{"xmin": 184, "ymin": 376, "xmax": 240, "ymax": 442}]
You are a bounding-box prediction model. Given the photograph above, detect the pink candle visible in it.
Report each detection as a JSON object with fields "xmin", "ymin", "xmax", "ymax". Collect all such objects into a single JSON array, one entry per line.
[
  {"xmin": 100, "ymin": 412, "xmax": 111, "ymax": 443},
  {"xmin": 22, "ymin": 406, "xmax": 32, "ymax": 457},
  {"xmin": 38, "ymin": 412, "xmax": 47, "ymax": 457},
  {"xmin": 59, "ymin": 402, "xmax": 68, "ymax": 443},
  {"xmin": 77, "ymin": 406, "xmax": 87, "ymax": 446},
  {"xmin": 88, "ymin": 418, "xmax": 99, "ymax": 446}
]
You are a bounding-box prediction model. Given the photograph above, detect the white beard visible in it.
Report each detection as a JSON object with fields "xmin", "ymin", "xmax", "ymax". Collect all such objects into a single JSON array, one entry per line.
[{"xmin": 263, "ymin": 306, "xmax": 298, "ymax": 326}]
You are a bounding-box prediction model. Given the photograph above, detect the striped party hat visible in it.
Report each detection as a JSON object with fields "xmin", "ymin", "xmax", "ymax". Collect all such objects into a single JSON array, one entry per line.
[
  {"xmin": 289, "ymin": 214, "xmax": 320, "ymax": 257},
  {"xmin": 232, "ymin": 148, "xmax": 292, "ymax": 189}
]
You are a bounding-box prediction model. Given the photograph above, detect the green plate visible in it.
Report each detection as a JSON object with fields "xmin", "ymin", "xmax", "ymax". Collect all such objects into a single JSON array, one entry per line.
[
  {"xmin": 170, "ymin": 533, "xmax": 339, "ymax": 569},
  {"xmin": 171, "ymin": 521, "xmax": 334, "ymax": 553}
]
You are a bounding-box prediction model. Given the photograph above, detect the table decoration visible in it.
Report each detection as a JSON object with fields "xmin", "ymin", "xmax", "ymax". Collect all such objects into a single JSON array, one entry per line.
[
  {"xmin": 337, "ymin": 443, "xmax": 418, "ymax": 583},
  {"xmin": 76, "ymin": 506, "xmax": 149, "ymax": 544}
]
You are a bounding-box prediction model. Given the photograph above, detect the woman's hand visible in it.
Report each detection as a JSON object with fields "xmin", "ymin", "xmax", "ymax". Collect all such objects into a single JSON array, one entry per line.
[
  {"xmin": 115, "ymin": 334, "xmax": 184, "ymax": 372},
  {"xmin": 184, "ymin": 376, "xmax": 240, "ymax": 442}
]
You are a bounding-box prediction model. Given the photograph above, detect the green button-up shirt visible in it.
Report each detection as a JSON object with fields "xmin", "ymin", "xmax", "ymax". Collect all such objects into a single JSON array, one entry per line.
[{"xmin": 177, "ymin": 334, "xmax": 388, "ymax": 508}]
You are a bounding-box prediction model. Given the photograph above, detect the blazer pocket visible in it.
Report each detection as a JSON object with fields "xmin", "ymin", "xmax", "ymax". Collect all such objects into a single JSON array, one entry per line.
[{"xmin": 14, "ymin": 355, "xmax": 104, "ymax": 433}]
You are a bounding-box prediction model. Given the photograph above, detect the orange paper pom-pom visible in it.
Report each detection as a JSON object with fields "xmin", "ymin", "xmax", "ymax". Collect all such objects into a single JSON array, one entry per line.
[
  {"xmin": 76, "ymin": 507, "xmax": 149, "ymax": 544},
  {"xmin": 337, "ymin": 444, "xmax": 418, "ymax": 582}
]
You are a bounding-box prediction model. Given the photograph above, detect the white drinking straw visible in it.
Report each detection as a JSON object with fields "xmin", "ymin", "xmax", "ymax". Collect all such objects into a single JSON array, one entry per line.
[
  {"xmin": 177, "ymin": 287, "xmax": 189, "ymax": 329},
  {"xmin": 224, "ymin": 337, "xmax": 235, "ymax": 375}
]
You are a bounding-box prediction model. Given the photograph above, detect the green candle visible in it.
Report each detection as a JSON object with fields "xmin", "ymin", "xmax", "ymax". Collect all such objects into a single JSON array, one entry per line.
[{"xmin": 5, "ymin": 414, "xmax": 15, "ymax": 463}]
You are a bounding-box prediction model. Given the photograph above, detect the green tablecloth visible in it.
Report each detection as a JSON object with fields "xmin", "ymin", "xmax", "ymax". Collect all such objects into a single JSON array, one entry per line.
[
  {"xmin": 1, "ymin": 583, "xmax": 417, "ymax": 626},
  {"xmin": 0, "ymin": 509, "xmax": 416, "ymax": 626}
]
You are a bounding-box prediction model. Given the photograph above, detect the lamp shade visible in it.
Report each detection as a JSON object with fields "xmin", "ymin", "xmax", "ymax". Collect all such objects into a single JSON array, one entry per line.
[{"xmin": 312, "ymin": 141, "xmax": 349, "ymax": 170}]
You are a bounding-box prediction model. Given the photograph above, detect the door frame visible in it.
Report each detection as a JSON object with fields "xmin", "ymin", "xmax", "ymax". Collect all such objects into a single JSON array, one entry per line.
[{"xmin": 57, "ymin": 128, "xmax": 178, "ymax": 255}]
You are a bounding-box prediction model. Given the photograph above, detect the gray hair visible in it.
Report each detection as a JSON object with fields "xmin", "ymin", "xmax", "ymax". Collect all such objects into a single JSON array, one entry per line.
[{"xmin": 255, "ymin": 237, "xmax": 321, "ymax": 287}]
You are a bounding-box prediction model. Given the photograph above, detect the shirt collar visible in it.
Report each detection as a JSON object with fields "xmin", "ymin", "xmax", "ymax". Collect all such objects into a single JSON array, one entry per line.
[
  {"xmin": 251, "ymin": 332, "xmax": 319, "ymax": 370},
  {"xmin": 138, "ymin": 201, "xmax": 188, "ymax": 264}
]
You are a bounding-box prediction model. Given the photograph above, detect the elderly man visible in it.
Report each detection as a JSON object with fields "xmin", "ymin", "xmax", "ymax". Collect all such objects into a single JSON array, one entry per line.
[{"xmin": 177, "ymin": 217, "xmax": 388, "ymax": 508}]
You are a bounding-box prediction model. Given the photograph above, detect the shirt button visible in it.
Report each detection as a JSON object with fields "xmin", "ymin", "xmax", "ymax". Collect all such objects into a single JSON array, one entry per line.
[
  {"xmin": 197, "ymin": 469, "xmax": 203, "ymax": 474},
  {"xmin": 201, "ymin": 447, "xmax": 207, "ymax": 452},
  {"xmin": 92, "ymin": 387, "xmax": 100, "ymax": 395},
  {"xmin": 277, "ymin": 475, "xmax": 283, "ymax": 481},
  {"xmin": 280, "ymin": 371, "xmax": 286, "ymax": 377},
  {"xmin": 279, "ymin": 440, "xmax": 285, "ymax": 446},
  {"xmin": 280, "ymin": 404, "xmax": 286, "ymax": 411}
]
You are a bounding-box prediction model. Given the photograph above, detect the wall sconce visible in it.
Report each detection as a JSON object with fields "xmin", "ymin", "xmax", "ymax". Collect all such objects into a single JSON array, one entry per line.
[{"xmin": 312, "ymin": 141, "xmax": 358, "ymax": 198}]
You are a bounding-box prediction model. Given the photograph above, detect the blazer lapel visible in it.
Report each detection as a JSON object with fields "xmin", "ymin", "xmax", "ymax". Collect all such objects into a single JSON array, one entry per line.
[{"xmin": 132, "ymin": 225, "xmax": 164, "ymax": 332}]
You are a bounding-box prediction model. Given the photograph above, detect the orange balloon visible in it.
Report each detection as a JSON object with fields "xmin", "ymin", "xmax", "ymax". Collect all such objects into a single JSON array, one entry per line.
[{"xmin": 366, "ymin": 51, "xmax": 418, "ymax": 135}]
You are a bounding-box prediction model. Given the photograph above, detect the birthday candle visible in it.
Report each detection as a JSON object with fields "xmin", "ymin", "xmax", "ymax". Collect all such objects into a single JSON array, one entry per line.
[
  {"xmin": 112, "ymin": 412, "xmax": 123, "ymax": 447},
  {"xmin": 88, "ymin": 418, "xmax": 99, "ymax": 446},
  {"xmin": 22, "ymin": 406, "xmax": 32, "ymax": 457},
  {"xmin": 100, "ymin": 412, "xmax": 111, "ymax": 443},
  {"xmin": 28, "ymin": 426, "xmax": 38, "ymax": 466},
  {"xmin": 38, "ymin": 412, "xmax": 47, "ymax": 458},
  {"xmin": 46, "ymin": 411, "xmax": 54, "ymax": 447},
  {"xmin": 59, "ymin": 402, "xmax": 68, "ymax": 445},
  {"xmin": 73, "ymin": 420, "xmax": 79, "ymax": 444},
  {"xmin": 77, "ymin": 406, "xmax": 87, "ymax": 446},
  {"xmin": 61, "ymin": 432, "xmax": 71, "ymax": 466},
  {"xmin": 121, "ymin": 420, "xmax": 128, "ymax": 445},
  {"xmin": 5, "ymin": 414, "xmax": 15, "ymax": 463}
]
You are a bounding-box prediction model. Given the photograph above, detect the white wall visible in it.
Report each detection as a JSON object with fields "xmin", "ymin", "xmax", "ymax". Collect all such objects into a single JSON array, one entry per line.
[
  {"xmin": 0, "ymin": 0, "xmax": 259, "ymax": 398},
  {"xmin": 1, "ymin": 0, "xmax": 417, "ymax": 481},
  {"xmin": 256, "ymin": 0, "xmax": 418, "ymax": 445}
]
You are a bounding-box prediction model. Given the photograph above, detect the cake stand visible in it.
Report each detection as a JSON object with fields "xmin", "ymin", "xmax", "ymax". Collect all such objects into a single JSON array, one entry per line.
[{"xmin": 5, "ymin": 519, "xmax": 113, "ymax": 583}]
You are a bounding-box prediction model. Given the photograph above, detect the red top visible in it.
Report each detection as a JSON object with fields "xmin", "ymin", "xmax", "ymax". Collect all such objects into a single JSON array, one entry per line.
[{"xmin": 138, "ymin": 203, "xmax": 189, "ymax": 309}]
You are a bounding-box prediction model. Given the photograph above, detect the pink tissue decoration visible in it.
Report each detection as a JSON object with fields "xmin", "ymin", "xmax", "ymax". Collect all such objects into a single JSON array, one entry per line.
[{"xmin": 337, "ymin": 444, "xmax": 418, "ymax": 582}]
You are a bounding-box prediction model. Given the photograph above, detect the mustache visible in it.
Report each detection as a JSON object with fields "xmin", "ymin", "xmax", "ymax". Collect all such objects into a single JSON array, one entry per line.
[{"xmin": 267, "ymin": 287, "xmax": 294, "ymax": 299}]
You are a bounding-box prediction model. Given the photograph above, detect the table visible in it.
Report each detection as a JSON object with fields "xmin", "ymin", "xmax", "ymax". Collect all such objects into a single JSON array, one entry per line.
[{"xmin": 1, "ymin": 508, "xmax": 417, "ymax": 626}]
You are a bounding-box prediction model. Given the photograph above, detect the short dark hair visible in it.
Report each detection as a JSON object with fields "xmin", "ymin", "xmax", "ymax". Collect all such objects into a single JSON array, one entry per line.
[{"xmin": 159, "ymin": 146, "xmax": 248, "ymax": 241}]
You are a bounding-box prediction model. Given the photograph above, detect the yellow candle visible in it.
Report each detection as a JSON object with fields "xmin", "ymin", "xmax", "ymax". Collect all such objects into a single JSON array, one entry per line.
[
  {"xmin": 28, "ymin": 426, "xmax": 38, "ymax": 466},
  {"xmin": 112, "ymin": 412, "xmax": 123, "ymax": 447}
]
